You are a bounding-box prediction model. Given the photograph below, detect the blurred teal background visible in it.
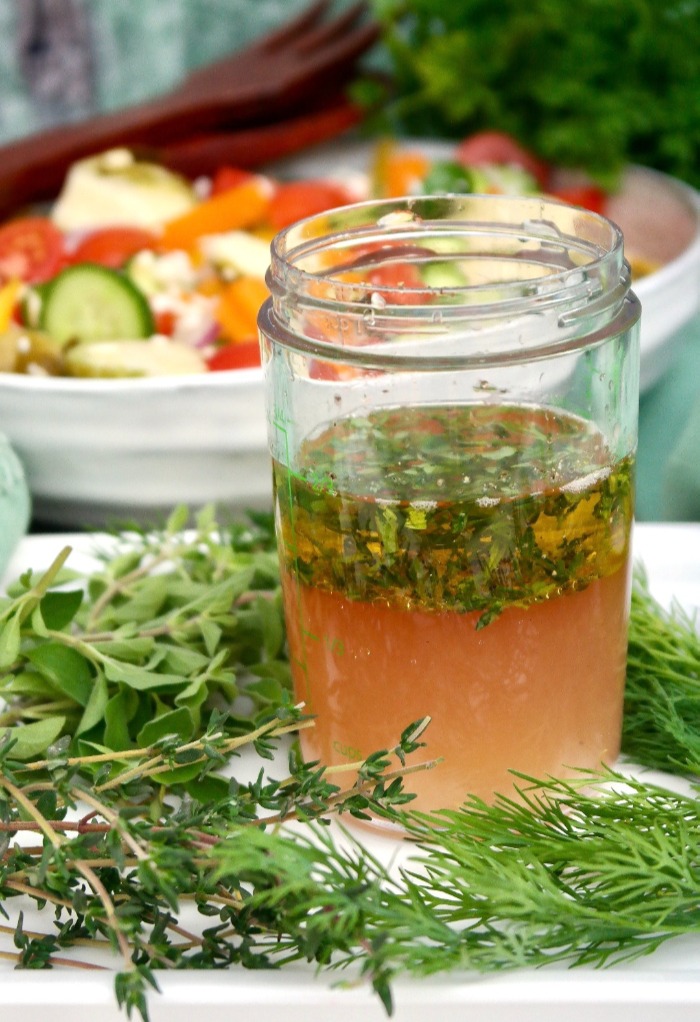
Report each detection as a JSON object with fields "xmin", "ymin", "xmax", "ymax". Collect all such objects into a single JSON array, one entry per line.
[
  {"xmin": 0, "ymin": 0, "xmax": 322, "ymax": 142},
  {"xmin": 637, "ymin": 319, "xmax": 700, "ymax": 521},
  {"xmin": 1, "ymin": 0, "xmax": 698, "ymax": 522}
]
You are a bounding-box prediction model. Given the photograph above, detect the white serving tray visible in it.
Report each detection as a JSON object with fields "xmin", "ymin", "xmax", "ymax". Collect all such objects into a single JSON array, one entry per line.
[{"xmin": 1, "ymin": 523, "xmax": 699, "ymax": 1020}]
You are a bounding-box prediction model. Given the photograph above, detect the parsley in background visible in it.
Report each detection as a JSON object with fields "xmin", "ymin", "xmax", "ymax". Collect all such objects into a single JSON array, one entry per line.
[{"xmin": 361, "ymin": 0, "xmax": 700, "ymax": 189}]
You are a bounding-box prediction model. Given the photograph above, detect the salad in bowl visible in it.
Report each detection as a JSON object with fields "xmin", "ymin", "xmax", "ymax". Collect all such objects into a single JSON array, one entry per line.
[
  {"xmin": 0, "ymin": 147, "xmax": 356, "ymax": 379},
  {"xmin": 0, "ymin": 132, "xmax": 696, "ymax": 527},
  {"xmin": 0, "ymin": 131, "xmax": 685, "ymax": 382}
]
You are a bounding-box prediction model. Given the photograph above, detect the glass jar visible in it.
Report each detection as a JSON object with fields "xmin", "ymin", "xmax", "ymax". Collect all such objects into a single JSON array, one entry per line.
[{"xmin": 258, "ymin": 194, "xmax": 640, "ymax": 819}]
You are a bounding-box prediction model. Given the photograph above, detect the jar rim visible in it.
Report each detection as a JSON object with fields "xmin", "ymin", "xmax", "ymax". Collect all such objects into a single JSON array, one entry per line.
[{"xmin": 262, "ymin": 193, "xmax": 634, "ymax": 369}]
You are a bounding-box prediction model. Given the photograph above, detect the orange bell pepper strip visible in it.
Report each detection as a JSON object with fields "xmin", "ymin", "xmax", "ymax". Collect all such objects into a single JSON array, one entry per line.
[
  {"xmin": 215, "ymin": 275, "xmax": 269, "ymax": 343},
  {"xmin": 371, "ymin": 140, "xmax": 431, "ymax": 198},
  {"xmin": 159, "ymin": 176, "xmax": 273, "ymax": 250}
]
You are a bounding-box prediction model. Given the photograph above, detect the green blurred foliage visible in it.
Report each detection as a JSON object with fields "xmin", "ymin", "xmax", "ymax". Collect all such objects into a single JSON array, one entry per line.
[{"xmin": 364, "ymin": 0, "xmax": 700, "ymax": 188}]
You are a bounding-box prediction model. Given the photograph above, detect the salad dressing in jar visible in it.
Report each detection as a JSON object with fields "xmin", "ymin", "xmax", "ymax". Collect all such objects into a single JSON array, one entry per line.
[{"xmin": 259, "ymin": 193, "xmax": 640, "ymax": 820}]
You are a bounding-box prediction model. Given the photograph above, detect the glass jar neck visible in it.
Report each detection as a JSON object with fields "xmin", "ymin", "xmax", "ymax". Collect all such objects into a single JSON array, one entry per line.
[{"xmin": 262, "ymin": 194, "xmax": 636, "ymax": 370}]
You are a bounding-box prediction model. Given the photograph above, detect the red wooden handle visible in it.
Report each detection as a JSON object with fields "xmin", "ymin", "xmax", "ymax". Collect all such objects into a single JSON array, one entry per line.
[{"xmin": 158, "ymin": 95, "xmax": 363, "ymax": 178}]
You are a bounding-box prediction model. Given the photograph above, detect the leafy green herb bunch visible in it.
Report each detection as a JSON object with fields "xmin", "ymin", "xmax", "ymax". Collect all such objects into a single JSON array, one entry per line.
[
  {"xmin": 0, "ymin": 505, "xmax": 292, "ymax": 777},
  {"xmin": 361, "ymin": 0, "xmax": 700, "ymax": 188}
]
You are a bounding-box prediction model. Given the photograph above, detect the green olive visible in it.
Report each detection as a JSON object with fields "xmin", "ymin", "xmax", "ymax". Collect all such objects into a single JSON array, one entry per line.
[{"xmin": 0, "ymin": 324, "xmax": 65, "ymax": 375}]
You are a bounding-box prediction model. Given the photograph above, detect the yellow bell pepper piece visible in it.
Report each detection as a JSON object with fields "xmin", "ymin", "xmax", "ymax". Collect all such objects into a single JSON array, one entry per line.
[{"xmin": 0, "ymin": 279, "xmax": 22, "ymax": 332}]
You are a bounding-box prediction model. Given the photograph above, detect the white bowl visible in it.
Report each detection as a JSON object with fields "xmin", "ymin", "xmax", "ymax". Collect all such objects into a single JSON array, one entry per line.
[
  {"xmin": 603, "ymin": 165, "xmax": 700, "ymax": 391},
  {"xmin": 0, "ymin": 139, "xmax": 697, "ymax": 528},
  {"xmin": 0, "ymin": 368, "xmax": 268, "ymax": 527}
]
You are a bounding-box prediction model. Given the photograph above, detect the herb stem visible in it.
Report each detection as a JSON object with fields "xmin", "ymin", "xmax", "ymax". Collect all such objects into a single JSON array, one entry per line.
[
  {"xmin": 0, "ymin": 819, "xmax": 110, "ymax": 834},
  {"xmin": 73, "ymin": 859, "xmax": 132, "ymax": 967},
  {"xmin": 74, "ymin": 788, "xmax": 150, "ymax": 862},
  {"xmin": 0, "ymin": 949, "xmax": 107, "ymax": 970},
  {"xmin": 15, "ymin": 716, "xmax": 311, "ymax": 781},
  {"xmin": 85, "ymin": 540, "xmax": 184, "ymax": 628},
  {"xmin": 3, "ymin": 878, "xmax": 75, "ymax": 908},
  {"xmin": 0, "ymin": 776, "xmax": 63, "ymax": 848},
  {"xmin": 0, "ymin": 922, "xmax": 111, "ymax": 950},
  {"xmin": 93, "ymin": 716, "xmax": 312, "ymax": 793}
]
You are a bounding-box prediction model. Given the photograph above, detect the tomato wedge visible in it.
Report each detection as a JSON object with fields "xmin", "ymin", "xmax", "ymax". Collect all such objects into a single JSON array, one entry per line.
[
  {"xmin": 206, "ymin": 340, "xmax": 261, "ymax": 371},
  {"xmin": 455, "ymin": 131, "xmax": 550, "ymax": 189},
  {"xmin": 0, "ymin": 216, "xmax": 65, "ymax": 284},
  {"xmin": 549, "ymin": 185, "xmax": 608, "ymax": 215},
  {"xmin": 267, "ymin": 180, "xmax": 354, "ymax": 230},
  {"xmin": 71, "ymin": 227, "xmax": 156, "ymax": 268},
  {"xmin": 210, "ymin": 166, "xmax": 254, "ymax": 196},
  {"xmin": 369, "ymin": 261, "xmax": 430, "ymax": 305}
]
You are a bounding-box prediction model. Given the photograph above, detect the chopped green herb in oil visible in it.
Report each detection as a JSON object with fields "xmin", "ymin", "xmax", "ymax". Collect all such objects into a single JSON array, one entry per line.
[{"xmin": 274, "ymin": 403, "xmax": 634, "ymax": 623}]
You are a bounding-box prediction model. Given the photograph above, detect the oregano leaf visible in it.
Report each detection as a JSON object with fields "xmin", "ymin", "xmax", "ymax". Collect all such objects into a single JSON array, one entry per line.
[
  {"xmin": 0, "ymin": 716, "xmax": 65, "ymax": 760},
  {"xmin": 38, "ymin": 589, "xmax": 84, "ymax": 630},
  {"xmin": 103, "ymin": 690, "xmax": 133, "ymax": 751},
  {"xmin": 0, "ymin": 611, "xmax": 21, "ymax": 669},
  {"xmin": 75, "ymin": 671, "xmax": 110, "ymax": 737},
  {"xmin": 137, "ymin": 707, "xmax": 195, "ymax": 747},
  {"xmin": 25, "ymin": 643, "xmax": 94, "ymax": 706}
]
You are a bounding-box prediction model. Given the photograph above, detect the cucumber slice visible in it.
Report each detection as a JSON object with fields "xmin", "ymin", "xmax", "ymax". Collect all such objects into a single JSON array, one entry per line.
[
  {"xmin": 420, "ymin": 261, "xmax": 469, "ymax": 288},
  {"xmin": 64, "ymin": 337, "xmax": 207, "ymax": 377},
  {"xmin": 40, "ymin": 263, "xmax": 154, "ymax": 346}
]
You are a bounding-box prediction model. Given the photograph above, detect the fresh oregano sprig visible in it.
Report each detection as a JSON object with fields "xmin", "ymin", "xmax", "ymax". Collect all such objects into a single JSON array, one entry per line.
[{"xmin": 0, "ymin": 505, "xmax": 292, "ymax": 785}]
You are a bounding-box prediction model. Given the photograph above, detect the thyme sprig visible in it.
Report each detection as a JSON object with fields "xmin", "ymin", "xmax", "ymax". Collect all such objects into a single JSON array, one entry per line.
[
  {"xmin": 0, "ymin": 717, "xmax": 432, "ymax": 1021},
  {"xmin": 0, "ymin": 510, "xmax": 699, "ymax": 1020}
]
